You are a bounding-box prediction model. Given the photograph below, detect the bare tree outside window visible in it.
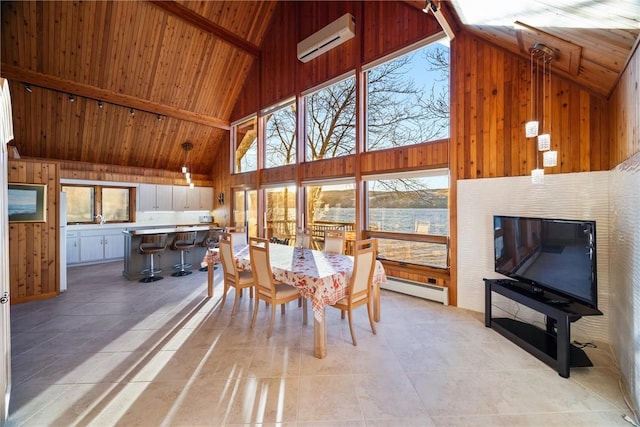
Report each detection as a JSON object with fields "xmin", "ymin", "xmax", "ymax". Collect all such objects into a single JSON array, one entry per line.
[{"xmin": 265, "ymin": 102, "xmax": 296, "ymax": 168}]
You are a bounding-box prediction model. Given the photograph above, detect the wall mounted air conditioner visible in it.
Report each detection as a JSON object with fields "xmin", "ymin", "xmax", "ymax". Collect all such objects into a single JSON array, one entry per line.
[{"xmin": 297, "ymin": 13, "xmax": 355, "ymax": 63}]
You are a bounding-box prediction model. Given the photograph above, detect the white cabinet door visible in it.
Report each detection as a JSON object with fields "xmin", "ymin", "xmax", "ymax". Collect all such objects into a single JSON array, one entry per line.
[
  {"xmin": 139, "ymin": 184, "xmax": 158, "ymax": 211},
  {"xmin": 103, "ymin": 232, "xmax": 125, "ymax": 259},
  {"xmin": 79, "ymin": 234, "xmax": 105, "ymax": 262},
  {"xmin": 140, "ymin": 184, "xmax": 173, "ymax": 211},
  {"xmin": 186, "ymin": 187, "xmax": 200, "ymax": 210},
  {"xmin": 172, "ymin": 185, "xmax": 188, "ymax": 210},
  {"xmin": 66, "ymin": 235, "xmax": 80, "ymax": 264},
  {"xmin": 198, "ymin": 187, "xmax": 214, "ymax": 210},
  {"xmin": 156, "ymin": 185, "xmax": 173, "ymax": 210}
]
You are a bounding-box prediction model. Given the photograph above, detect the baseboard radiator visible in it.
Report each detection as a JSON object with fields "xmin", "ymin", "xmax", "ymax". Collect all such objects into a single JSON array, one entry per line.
[{"xmin": 381, "ymin": 277, "xmax": 449, "ymax": 305}]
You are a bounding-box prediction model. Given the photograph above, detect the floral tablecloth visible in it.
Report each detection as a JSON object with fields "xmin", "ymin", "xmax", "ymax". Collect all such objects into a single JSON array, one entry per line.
[{"xmin": 203, "ymin": 244, "xmax": 386, "ymax": 321}]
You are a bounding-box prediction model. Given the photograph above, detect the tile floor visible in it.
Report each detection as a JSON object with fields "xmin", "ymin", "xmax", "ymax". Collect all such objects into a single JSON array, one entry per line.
[{"xmin": 7, "ymin": 261, "xmax": 634, "ymax": 426}]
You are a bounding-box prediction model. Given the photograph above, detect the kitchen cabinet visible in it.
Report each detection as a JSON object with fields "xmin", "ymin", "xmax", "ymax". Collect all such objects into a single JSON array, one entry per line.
[
  {"xmin": 77, "ymin": 228, "xmax": 126, "ymax": 264},
  {"xmin": 66, "ymin": 231, "xmax": 80, "ymax": 264},
  {"xmin": 139, "ymin": 184, "xmax": 173, "ymax": 211},
  {"xmin": 172, "ymin": 186, "xmax": 214, "ymax": 211}
]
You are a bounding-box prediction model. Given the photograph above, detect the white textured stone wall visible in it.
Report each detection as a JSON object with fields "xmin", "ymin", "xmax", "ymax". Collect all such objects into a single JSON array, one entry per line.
[
  {"xmin": 609, "ymin": 152, "xmax": 640, "ymax": 414},
  {"xmin": 457, "ymin": 171, "xmax": 610, "ymax": 343}
]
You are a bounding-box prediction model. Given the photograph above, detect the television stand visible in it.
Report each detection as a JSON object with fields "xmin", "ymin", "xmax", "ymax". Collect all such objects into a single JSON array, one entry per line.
[{"xmin": 483, "ymin": 279, "xmax": 603, "ymax": 378}]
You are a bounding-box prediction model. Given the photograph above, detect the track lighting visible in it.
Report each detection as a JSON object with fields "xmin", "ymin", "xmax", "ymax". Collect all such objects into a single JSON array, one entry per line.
[
  {"xmin": 130, "ymin": 108, "xmax": 135, "ymax": 117},
  {"xmin": 68, "ymin": 94, "xmax": 75, "ymax": 102},
  {"xmin": 98, "ymin": 101, "xmax": 103, "ymax": 109},
  {"xmin": 24, "ymin": 84, "xmax": 32, "ymax": 93}
]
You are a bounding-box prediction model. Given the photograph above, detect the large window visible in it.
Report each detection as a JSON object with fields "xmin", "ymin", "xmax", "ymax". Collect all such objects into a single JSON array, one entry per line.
[
  {"xmin": 62, "ymin": 185, "xmax": 132, "ymax": 224},
  {"xmin": 265, "ymin": 185, "xmax": 297, "ymax": 241},
  {"xmin": 264, "ymin": 101, "xmax": 296, "ymax": 168},
  {"xmin": 233, "ymin": 116, "xmax": 257, "ymax": 173},
  {"xmin": 365, "ymin": 170, "xmax": 449, "ymax": 268},
  {"xmin": 305, "ymin": 75, "xmax": 356, "ymax": 161},
  {"xmin": 305, "ymin": 181, "xmax": 355, "ymax": 250},
  {"xmin": 366, "ymin": 38, "xmax": 450, "ymax": 151}
]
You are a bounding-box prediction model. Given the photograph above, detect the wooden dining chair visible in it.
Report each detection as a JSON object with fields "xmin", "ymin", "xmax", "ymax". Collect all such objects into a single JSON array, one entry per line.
[
  {"xmin": 323, "ymin": 229, "xmax": 345, "ymax": 254},
  {"xmin": 225, "ymin": 226, "xmax": 247, "ymax": 246},
  {"xmin": 328, "ymin": 238, "xmax": 378, "ymax": 346},
  {"xmin": 219, "ymin": 232, "xmax": 254, "ymax": 316},
  {"xmin": 249, "ymin": 237, "xmax": 306, "ymax": 338}
]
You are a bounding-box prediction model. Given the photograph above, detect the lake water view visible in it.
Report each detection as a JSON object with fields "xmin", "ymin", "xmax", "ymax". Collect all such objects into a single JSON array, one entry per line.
[{"xmin": 315, "ymin": 207, "xmax": 449, "ymax": 235}]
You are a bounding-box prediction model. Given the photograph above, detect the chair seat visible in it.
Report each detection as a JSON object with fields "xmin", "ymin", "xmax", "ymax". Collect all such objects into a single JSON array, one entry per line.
[
  {"xmin": 274, "ymin": 283, "xmax": 299, "ymax": 299},
  {"xmin": 237, "ymin": 270, "xmax": 254, "ymax": 285},
  {"xmin": 334, "ymin": 292, "xmax": 368, "ymax": 307}
]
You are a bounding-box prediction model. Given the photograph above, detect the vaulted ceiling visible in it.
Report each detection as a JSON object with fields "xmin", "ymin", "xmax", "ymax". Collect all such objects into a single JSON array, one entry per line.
[{"xmin": 1, "ymin": 1, "xmax": 638, "ymax": 176}]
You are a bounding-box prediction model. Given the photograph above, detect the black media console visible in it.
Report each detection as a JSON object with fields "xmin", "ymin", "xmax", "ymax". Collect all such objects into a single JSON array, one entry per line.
[{"xmin": 483, "ymin": 278, "xmax": 603, "ymax": 378}]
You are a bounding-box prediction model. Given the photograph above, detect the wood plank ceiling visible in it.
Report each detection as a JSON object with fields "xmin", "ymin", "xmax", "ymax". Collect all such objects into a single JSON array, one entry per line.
[
  {"xmin": 1, "ymin": 0, "xmax": 639, "ymax": 176},
  {"xmin": 1, "ymin": 0, "xmax": 277, "ymax": 175}
]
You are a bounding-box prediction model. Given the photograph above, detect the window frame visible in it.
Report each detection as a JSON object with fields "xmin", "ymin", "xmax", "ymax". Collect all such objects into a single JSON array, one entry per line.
[{"xmin": 62, "ymin": 184, "xmax": 135, "ymax": 224}]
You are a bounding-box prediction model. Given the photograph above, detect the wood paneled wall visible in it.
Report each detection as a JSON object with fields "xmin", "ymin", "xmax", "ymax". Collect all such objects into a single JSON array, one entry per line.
[
  {"xmin": 451, "ymin": 33, "xmax": 611, "ymax": 180},
  {"xmin": 233, "ymin": 1, "xmax": 440, "ymax": 121},
  {"xmin": 59, "ymin": 159, "xmax": 213, "ymax": 186},
  {"xmin": 609, "ymin": 46, "xmax": 640, "ymax": 166},
  {"xmin": 8, "ymin": 158, "xmax": 59, "ymax": 303}
]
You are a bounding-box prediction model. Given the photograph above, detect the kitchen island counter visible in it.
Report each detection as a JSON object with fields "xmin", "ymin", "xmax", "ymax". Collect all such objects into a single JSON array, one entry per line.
[{"xmin": 122, "ymin": 225, "xmax": 223, "ymax": 280}]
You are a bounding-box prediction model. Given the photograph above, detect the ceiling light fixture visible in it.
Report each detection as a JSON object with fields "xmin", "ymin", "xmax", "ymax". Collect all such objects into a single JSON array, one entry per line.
[
  {"xmin": 526, "ymin": 42, "xmax": 558, "ymax": 184},
  {"xmin": 423, "ymin": 0, "xmax": 455, "ymax": 40},
  {"xmin": 181, "ymin": 141, "xmax": 193, "ymax": 176},
  {"xmin": 24, "ymin": 84, "xmax": 32, "ymax": 93},
  {"xmin": 130, "ymin": 108, "xmax": 135, "ymax": 117},
  {"xmin": 98, "ymin": 101, "xmax": 104, "ymax": 109},
  {"xmin": 68, "ymin": 94, "xmax": 75, "ymax": 102}
]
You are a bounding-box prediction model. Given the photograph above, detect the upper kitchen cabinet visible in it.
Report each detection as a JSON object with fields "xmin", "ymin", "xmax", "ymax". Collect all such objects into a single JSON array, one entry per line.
[
  {"xmin": 139, "ymin": 184, "xmax": 173, "ymax": 211},
  {"xmin": 173, "ymin": 186, "xmax": 214, "ymax": 211}
]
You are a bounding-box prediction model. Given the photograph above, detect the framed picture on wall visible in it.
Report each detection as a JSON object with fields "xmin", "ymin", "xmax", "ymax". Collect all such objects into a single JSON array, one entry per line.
[{"xmin": 8, "ymin": 183, "xmax": 47, "ymax": 223}]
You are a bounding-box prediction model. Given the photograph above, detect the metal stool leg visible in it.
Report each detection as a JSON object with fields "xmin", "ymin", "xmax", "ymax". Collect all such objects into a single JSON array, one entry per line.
[
  {"xmin": 140, "ymin": 252, "xmax": 163, "ymax": 283},
  {"xmin": 172, "ymin": 249, "xmax": 192, "ymax": 277}
]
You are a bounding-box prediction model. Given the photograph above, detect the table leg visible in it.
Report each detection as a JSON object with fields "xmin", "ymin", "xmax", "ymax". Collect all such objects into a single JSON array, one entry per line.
[
  {"xmin": 373, "ymin": 282, "xmax": 381, "ymax": 322},
  {"xmin": 207, "ymin": 262, "xmax": 213, "ymax": 298},
  {"xmin": 313, "ymin": 307, "xmax": 327, "ymax": 359}
]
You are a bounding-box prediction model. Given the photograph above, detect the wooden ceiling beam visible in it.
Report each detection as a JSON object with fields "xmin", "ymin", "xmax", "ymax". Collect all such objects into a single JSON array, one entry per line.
[
  {"xmin": 148, "ymin": 0, "xmax": 261, "ymax": 57},
  {"xmin": 0, "ymin": 64, "xmax": 230, "ymax": 130}
]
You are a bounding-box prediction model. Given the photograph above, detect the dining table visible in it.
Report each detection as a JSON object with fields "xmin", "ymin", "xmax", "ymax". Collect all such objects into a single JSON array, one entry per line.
[{"xmin": 203, "ymin": 243, "xmax": 387, "ymax": 358}]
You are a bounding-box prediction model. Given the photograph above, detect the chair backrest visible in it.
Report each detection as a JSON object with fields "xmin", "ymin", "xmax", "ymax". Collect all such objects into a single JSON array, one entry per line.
[
  {"xmin": 249, "ymin": 237, "xmax": 275, "ymax": 300},
  {"xmin": 139, "ymin": 233, "xmax": 167, "ymax": 253},
  {"xmin": 294, "ymin": 228, "xmax": 311, "ymax": 249},
  {"xmin": 171, "ymin": 231, "xmax": 197, "ymax": 250},
  {"xmin": 219, "ymin": 233, "xmax": 239, "ymax": 283},
  {"xmin": 324, "ymin": 229, "xmax": 345, "ymax": 254},
  {"xmin": 225, "ymin": 227, "xmax": 247, "ymax": 246},
  {"xmin": 349, "ymin": 239, "xmax": 378, "ymax": 298}
]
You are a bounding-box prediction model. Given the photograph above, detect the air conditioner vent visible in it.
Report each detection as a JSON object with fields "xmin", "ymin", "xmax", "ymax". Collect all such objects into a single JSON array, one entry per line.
[{"xmin": 297, "ymin": 13, "xmax": 355, "ymax": 63}]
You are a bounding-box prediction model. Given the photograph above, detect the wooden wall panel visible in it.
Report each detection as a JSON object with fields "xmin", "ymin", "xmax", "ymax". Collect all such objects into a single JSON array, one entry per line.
[
  {"xmin": 609, "ymin": 46, "xmax": 640, "ymax": 167},
  {"xmin": 58, "ymin": 159, "xmax": 213, "ymax": 186},
  {"xmin": 8, "ymin": 158, "xmax": 59, "ymax": 304},
  {"xmin": 301, "ymin": 156, "xmax": 355, "ymax": 181},
  {"xmin": 233, "ymin": 1, "xmax": 441, "ymax": 116},
  {"xmin": 452, "ymin": 33, "xmax": 611, "ymax": 180},
  {"xmin": 360, "ymin": 140, "xmax": 449, "ymax": 175}
]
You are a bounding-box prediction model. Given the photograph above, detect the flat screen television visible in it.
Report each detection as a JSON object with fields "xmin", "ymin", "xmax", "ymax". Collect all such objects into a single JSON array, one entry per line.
[{"xmin": 493, "ymin": 215, "xmax": 598, "ymax": 309}]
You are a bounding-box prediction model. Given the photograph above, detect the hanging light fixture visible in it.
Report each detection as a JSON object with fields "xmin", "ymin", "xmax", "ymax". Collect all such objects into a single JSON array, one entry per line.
[
  {"xmin": 181, "ymin": 142, "xmax": 193, "ymax": 178},
  {"xmin": 526, "ymin": 42, "xmax": 558, "ymax": 184}
]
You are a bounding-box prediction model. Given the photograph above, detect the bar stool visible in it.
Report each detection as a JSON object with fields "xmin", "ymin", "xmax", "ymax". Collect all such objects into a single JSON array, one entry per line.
[
  {"xmin": 171, "ymin": 231, "xmax": 197, "ymax": 277},
  {"xmin": 198, "ymin": 228, "xmax": 222, "ymax": 271},
  {"xmin": 139, "ymin": 233, "xmax": 168, "ymax": 283}
]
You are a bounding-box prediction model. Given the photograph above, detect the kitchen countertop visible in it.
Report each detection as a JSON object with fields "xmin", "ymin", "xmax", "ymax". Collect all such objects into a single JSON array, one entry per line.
[{"xmin": 123, "ymin": 225, "xmax": 222, "ymax": 236}]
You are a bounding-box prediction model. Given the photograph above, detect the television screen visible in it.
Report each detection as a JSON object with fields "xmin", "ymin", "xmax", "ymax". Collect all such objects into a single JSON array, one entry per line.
[{"xmin": 493, "ymin": 215, "xmax": 597, "ymax": 308}]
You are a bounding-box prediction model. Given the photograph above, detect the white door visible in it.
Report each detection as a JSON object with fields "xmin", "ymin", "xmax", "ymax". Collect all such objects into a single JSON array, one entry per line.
[{"xmin": 1, "ymin": 79, "xmax": 14, "ymax": 425}]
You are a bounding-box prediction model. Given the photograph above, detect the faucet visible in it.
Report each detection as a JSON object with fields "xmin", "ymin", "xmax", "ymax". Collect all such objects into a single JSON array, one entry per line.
[{"xmin": 95, "ymin": 214, "xmax": 105, "ymax": 225}]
